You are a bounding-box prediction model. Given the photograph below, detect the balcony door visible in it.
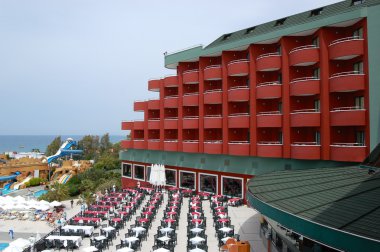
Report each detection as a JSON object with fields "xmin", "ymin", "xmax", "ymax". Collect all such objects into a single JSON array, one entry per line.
[
  {"xmin": 356, "ymin": 131, "xmax": 365, "ymax": 146},
  {"xmin": 315, "ymin": 131, "xmax": 321, "ymax": 145},
  {"xmin": 353, "ymin": 61, "xmax": 363, "ymax": 74},
  {"xmin": 355, "ymin": 96, "xmax": 364, "ymax": 109},
  {"xmin": 353, "ymin": 27, "xmax": 363, "ymax": 39}
]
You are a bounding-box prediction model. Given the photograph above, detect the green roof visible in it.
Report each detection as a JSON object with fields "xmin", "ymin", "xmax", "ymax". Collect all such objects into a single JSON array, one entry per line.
[{"xmin": 247, "ymin": 166, "xmax": 380, "ymax": 250}]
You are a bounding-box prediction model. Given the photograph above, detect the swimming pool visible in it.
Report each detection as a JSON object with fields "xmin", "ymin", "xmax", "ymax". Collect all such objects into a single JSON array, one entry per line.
[
  {"xmin": 34, "ymin": 189, "xmax": 48, "ymax": 198},
  {"xmin": 0, "ymin": 188, "xmax": 14, "ymax": 195},
  {"xmin": 0, "ymin": 243, "xmax": 9, "ymax": 251}
]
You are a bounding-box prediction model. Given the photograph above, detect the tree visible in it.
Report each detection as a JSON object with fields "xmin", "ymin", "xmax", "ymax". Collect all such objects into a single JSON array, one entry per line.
[
  {"xmin": 100, "ymin": 133, "xmax": 112, "ymax": 154},
  {"xmin": 40, "ymin": 182, "xmax": 69, "ymax": 202},
  {"xmin": 78, "ymin": 135, "xmax": 100, "ymax": 160},
  {"xmin": 93, "ymin": 154, "xmax": 120, "ymax": 170},
  {"xmin": 45, "ymin": 136, "xmax": 62, "ymax": 156}
]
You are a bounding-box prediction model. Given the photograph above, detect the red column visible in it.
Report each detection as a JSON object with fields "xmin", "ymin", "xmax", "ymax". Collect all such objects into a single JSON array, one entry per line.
[
  {"xmin": 159, "ymin": 79, "xmax": 165, "ymax": 150},
  {"xmin": 144, "ymin": 102, "xmax": 148, "ymax": 146},
  {"xmin": 249, "ymin": 45, "xmax": 258, "ymax": 156},
  {"xmin": 280, "ymin": 38, "xmax": 291, "ymax": 158},
  {"xmin": 222, "ymin": 52, "xmax": 231, "ymax": 154},
  {"xmin": 199, "ymin": 59, "xmax": 206, "ymax": 153},
  {"xmin": 178, "ymin": 66, "xmax": 184, "ymax": 152}
]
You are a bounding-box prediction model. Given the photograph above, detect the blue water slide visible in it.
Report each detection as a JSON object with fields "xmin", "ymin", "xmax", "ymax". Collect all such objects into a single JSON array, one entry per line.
[
  {"xmin": 47, "ymin": 138, "xmax": 83, "ymax": 164},
  {"xmin": 4, "ymin": 182, "xmax": 14, "ymax": 190},
  {"xmin": 0, "ymin": 174, "xmax": 18, "ymax": 182}
]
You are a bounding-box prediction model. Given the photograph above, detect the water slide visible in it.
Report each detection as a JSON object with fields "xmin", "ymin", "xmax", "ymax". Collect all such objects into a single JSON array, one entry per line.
[
  {"xmin": 62, "ymin": 174, "xmax": 71, "ymax": 184},
  {"xmin": 4, "ymin": 182, "xmax": 14, "ymax": 190},
  {"xmin": 58, "ymin": 173, "xmax": 71, "ymax": 184},
  {"xmin": 0, "ymin": 174, "xmax": 18, "ymax": 182},
  {"xmin": 46, "ymin": 138, "xmax": 83, "ymax": 164},
  {"xmin": 13, "ymin": 176, "xmax": 33, "ymax": 190}
]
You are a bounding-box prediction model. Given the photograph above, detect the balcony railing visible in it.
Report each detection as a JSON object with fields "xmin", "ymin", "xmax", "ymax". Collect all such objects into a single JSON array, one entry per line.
[
  {"xmin": 148, "ymin": 118, "xmax": 160, "ymax": 121},
  {"xmin": 184, "ymin": 92, "xmax": 199, "ymax": 96},
  {"xmin": 330, "ymin": 71, "xmax": 364, "ymax": 79},
  {"xmin": 228, "ymin": 86, "xmax": 249, "ymax": 91},
  {"xmin": 204, "ymin": 140, "xmax": 223, "ymax": 144},
  {"xmin": 164, "ymin": 95, "xmax": 179, "ymax": 99},
  {"xmin": 291, "ymin": 142, "xmax": 320, "ymax": 146},
  {"xmin": 331, "ymin": 106, "xmax": 365, "ymax": 112},
  {"xmin": 204, "ymin": 114, "xmax": 222, "ymax": 118},
  {"xmin": 257, "ymin": 111, "xmax": 281, "ymax": 115},
  {"xmin": 183, "ymin": 69, "xmax": 199, "ymax": 74},
  {"xmin": 256, "ymin": 52, "xmax": 281, "ymax": 60},
  {"xmin": 165, "ymin": 117, "xmax": 178, "ymax": 120},
  {"xmin": 183, "ymin": 116, "xmax": 199, "ymax": 119},
  {"xmin": 228, "ymin": 113, "xmax": 249, "ymax": 117},
  {"xmin": 204, "ymin": 89, "xmax": 222, "ymax": 94},
  {"xmin": 256, "ymin": 81, "xmax": 281, "ymax": 87},
  {"xmin": 290, "ymin": 76, "xmax": 319, "ymax": 83},
  {"xmin": 291, "ymin": 108, "xmax": 319, "ymax": 114},
  {"xmin": 164, "ymin": 139, "xmax": 178, "ymax": 142},
  {"xmin": 228, "ymin": 59, "xmax": 249, "ymax": 65},
  {"xmin": 229, "ymin": 141, "xmax": 249, "ymax": 144},
  {"xmin": 257, "ymin": 141, "xmax": 282, "ymax": 145},
  {"xmin": 204, "ymin": 65, "xmax": 221, "ymax": 70},
  {"xmin": 329, "ymin": 36, "xmax": 363, "ymax": 46},
  {"xmin": 289, "ymin": 45, "xmax": 318, "ymax": 54},
  {"xmin": 330, "ymin": 142, "xmax": 365, "ymax": 147},
  {"xmin": 148, "ymin": 139, "xmax": 160, "ymax": 142},
  {"xmin": 134, "ymin": 139, "xmax": 145, "ymax": 141},
  {"xmin": 183, "ymin": 140, "xmax": 199, "ymax": 143}
]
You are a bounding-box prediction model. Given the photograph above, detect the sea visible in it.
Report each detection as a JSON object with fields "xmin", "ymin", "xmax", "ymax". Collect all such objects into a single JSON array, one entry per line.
[{"xmin": 0, "ymin": 135, "xmax": 125, "ymax": 154}]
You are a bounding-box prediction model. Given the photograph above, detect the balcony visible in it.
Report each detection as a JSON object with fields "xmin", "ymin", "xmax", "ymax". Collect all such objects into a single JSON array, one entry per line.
[
  {"xmin": 330, "ymin": 107, "xmax": 366, "ymax": 126},
  {"xmin": 134, "ymin": 121, "xmax": 145, "ymax": 130},
  {"xmin": 329, "ymin": 71, "xmax": 365, "ymax": 92},
  {"xmin": 164, "ymin": 95, "xmax": 179, "ymax": 108},
  {"xmin": 227, "ymin": 59, "xmax": 249, "ymax": 76},
  {"xmin": 256, "ymin": 112, "xmax": 282, "ymax": 128},
  {"xmin": 164, "ymin": 75, "xmax": 178, "ymax": 87},
  {"xmin": 183, "ymin": 116, "xmax": 199, "ymax": 129},
  {"xmin": 330, "ymin": 143, "xmax": 367, "ymax": 162},
  {"xmin": 133, "ymin": 140, "xmax": 146, "ymax": 149},
  {"xmin": 228, "ymin": 113, "xmax": 249, "ymax": 128},
  {"xmin": 290, "ymin": 77, "xmax": 320, "ymax": 96},
  {"xmin": 148, "ymin": 99, "xmax": 160, "ymax": 110},
  {"xmin": 121, "ymin": 121, "xmax": 133, "ymax": 130},
  {"xmin": 164, "ymin": 140, "xmax": 178, "ymax": 152},
  {"xmin": 204, "ymin": 141, "xmax": 223, "ymax": 154},
  {"xmin": 164, "ymin": 118, "xmax": 178, "ymax": 129},
  {"xmin": 204, "ymin": 89, "xmax": 223, "ymax": 104},
  {"xmin": 204, "ymin": 115, "xmax": 223, "ymax": 128},
  {"xmin": 329, "ymin": 37, "xmax": 364, "ymax": 60},
  {"xmin": 290, "ymin": 109, "xmax": 320, "ymax": 127},
  {"xmin": 183, "ymin": 69, "xmax": 199, "ymax": 84},
  {"xmin": 148, "ymin": 119, "xmax": 160, "ymax": 129},
  {"xmin": 134, "ymin": 100, "xmax": 146, "ymax": 112},
  {"xmin": 148, "ymin": 140, "xmax": 160, "ymax": 151},
  {"xmin": 121, "ymin": 140, "xmax": 133, "ymax": 149},
  {"xmin": 256, "ymin": 53, "xmax": 281, "ymax": 72},
  {"xmin": 256, "ymin": 82, "xmax": 282, "ymax": 99},
  {"xmin": 257, "ymin": 142, "xmax": 283, "ymax": 158},
  {"xmin": 289, "ymin": 45, "xmax": 319, "ymax": 66},
  {"xmin": 204, "ymin": 65, "xmax": 222, "ymax": 80},
  {"xmin": 183, "ymin": 93, "xmax": 199, "ymax": 106},
  {"xmin": 148, "ymin": 79, "xmax": 161, "ymax": 92},
  {"xmin": 183, "ymin": 140, "xmax": 199, "ymax": 153},
  {"xmin": 291, "ymin": 143, "xmax": 321, "ymax": 160},
  {"xmin": 228, "ymin": 86, "xmax": 250, "ymax": 102},
  {"xmin": 228, "ymin": 141, "xmax": 250, "ymax": 156}
]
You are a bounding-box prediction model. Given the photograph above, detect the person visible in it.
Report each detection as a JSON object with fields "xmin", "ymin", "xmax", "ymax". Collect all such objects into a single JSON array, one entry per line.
[
  {"xmin": 137, "ymin": 181, "xmax": 140, "ymax": 188},
  {"xmin": 112, "ymin": 184, "xmax": 116, "ymax": 192},
  {"xmin": 80, "ymin": 204, "xmax": 85, "ymax": 215},
  {"xmin": 70, "ymin": 199, "xmax": 74, "ymax": 208},
  {"xmin": 8, "ymin": 227, "xmax": 14, "ymax": 240}
]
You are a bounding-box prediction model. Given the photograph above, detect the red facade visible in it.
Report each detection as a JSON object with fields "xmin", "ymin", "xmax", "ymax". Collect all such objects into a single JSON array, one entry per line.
[{"xmin": 122, "ymin": 19, "xmax": 369, "ymax": 163}]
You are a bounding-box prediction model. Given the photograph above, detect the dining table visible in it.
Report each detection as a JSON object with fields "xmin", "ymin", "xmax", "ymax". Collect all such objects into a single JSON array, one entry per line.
[
  {"xmin": 190, "ymin": 236, "xmax": 205, "ymax": 245},
  {"xmin": 62, "ymin": 225, "xmax": 94, "ymax": 236}
]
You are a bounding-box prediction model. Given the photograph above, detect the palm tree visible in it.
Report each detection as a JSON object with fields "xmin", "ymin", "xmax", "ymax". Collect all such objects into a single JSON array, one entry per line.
[{"xmin": 77, "ymin": 191, "xmax": 95, "ymax": 206}]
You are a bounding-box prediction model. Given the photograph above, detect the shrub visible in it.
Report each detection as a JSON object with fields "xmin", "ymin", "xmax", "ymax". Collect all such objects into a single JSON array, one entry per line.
[
  {"xmin": 68, "ymin": 184, "xmax": 80, "ymax": 196},
  {"xmin": 28, "ymin": 177, "xmax": 42, "ymax": 186}
]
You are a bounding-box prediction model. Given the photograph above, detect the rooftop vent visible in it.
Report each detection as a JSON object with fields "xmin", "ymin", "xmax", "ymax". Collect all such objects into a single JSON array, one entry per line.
[
  {"xmin": 352, "ymin": 0, "xmax": 365, "ymax": 5},
  {"xmin": 245, "ymin": 26, "xmax": 256, "ymax": 34},
  {"xmin": 310, "ymin": 8, "xmax": 323, "ymax": 17},
  {"xmin": 222, "ymin": 33, "xmax": 232, "ymax": 41},
  {"xmin": 275, "ymin": 18, "xmax": 287, "ymax": 27}
]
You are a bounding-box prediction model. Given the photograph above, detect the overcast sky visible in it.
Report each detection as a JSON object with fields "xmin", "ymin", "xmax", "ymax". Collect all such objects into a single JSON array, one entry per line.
[{"xmin": 0, "ymin": 0, "xmax": 342, "ymax": 136}]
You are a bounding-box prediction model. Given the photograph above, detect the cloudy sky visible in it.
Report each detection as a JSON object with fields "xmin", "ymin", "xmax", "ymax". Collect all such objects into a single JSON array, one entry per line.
[{"xmin": 0, "ymin": 0, "xmax": 342, "ymax": 135}]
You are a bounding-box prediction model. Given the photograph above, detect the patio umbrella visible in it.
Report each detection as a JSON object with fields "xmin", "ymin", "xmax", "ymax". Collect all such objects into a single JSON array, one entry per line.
[
  {"xmin": 149, "ymin": 164, "xmax": 158, "ymax": 187},
  {"xmin": 50, "ymin": 201, "xmax": 62, "ymax": 207},
  {"xmin": 158, "ymin": 164, "xmax": 166, "ymax": 187}
]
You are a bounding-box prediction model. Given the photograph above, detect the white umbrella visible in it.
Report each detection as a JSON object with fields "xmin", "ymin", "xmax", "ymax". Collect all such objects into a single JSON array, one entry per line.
[
  {"xmin": 149, "ymin": 164, "xmax": 158, "ymax": 186},
  {"xmin": 50, "ymin": 201, "xmax": 62, "ymax": 207},
  {"xmin": 39, "ymin": 200, "xmax": 50, "ymax": 205},
  {"xmin": 158, "ymin": 164, "xmax": 166, "ymax": 186}
]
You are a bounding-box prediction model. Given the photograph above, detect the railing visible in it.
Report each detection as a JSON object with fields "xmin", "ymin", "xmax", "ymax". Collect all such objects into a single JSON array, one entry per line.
[
  {"xmin": 165, "ymin": 117, "xmax": 178, "ymax": 120},
  {"xmin": 204, "ymin": 140, "xmax": 223, "ymax": 144},
  {"xmin": 329, "ymin": 36, "xmax": 363, "ymax": 46},
  {"xmin": 291, "ymin": 142, "xmax": 320, "ymax": 146},
  {"xmin": 331, "ymin": 106, "xmax": 365, "ymax": 112},
  {"xmin": 164, "ymin": 95, "xmax": 179, "ymax": 99},
  {"xmin": 148, "ymin": 77, "xmax": 162, "ymax": 81},
  {"xmin": 257, "ymin": 141, "xmax": 283, "ymax": 145},
  {"xmin": 183, "ymin": 69, "xmax": 199, "ymax": 74},
  {"xmin": 228, "ymin": 85, "xmax": 249, "ymax": 91},
  {"xmin": 204, "ymin": 64, "xmax": 221, "ymax": 70},
  {"xmin": 291, "ymin": 108, "xmax": 320, "ymax": 114},
  {"xmin": 330, "ymin": 142, "xmax": 366, "ymax": 147},
  {"xmin": 257, "ymin": 52, "xmax": 281, "ymax": 60},
  {"xmin": 204, "ymin": 114, "xmax": 222, "ymax": 118},
  {"xmin": 290, "ymin": 76, "xmax": 319, "ymax": 83},
  {"xmin": 257, "ymin": 111, "xmax": 281, "ymax": 115},
  {"xmin": 164, "ymin": 139, "xmax": 178, "ymax": 142},
  {"xmin": 183, "ymin": 140, "xmax": 199, "ymax": 143},
  {"xmin": 148, "ymin": 118, "xmax": 160, "ymax": 121},
  {"xmin": 204, "ymin": 88, "xmax": 223, "ymax": 94},
  {"xmin": 228, "ymin": 113, "xmax": 249, "ymax": 117},
  {"xmin": 257, "ymin": 81, "xmax": 281, "ymax": 87},
  {"xmin": 133, "ymin": 139, "xmax": 145, "ymax": 141},
  {"xmin": 289, "ymin": 45, "xmax": 318, "ymax": 54},
  {"xmin": 228, "ymin": 59, "xmax": 249, "ymax": 65},
  {"xmin": 183, "ymin": 92, "xmax": 199, "ymax": 96},
  {"xmin": 164, "ymin": 74, "xmax": 177, "ymax": 78},
  {"xmin": 229, "ymin": 141, "xmax": 250, "ymax": 144},
  {"xmin": 148, "ymin": 139, "xmax": 160, "ymax": 142},
  {"xmin": 330, "ymin": 71, "xmax": 364, "ymax": 78},
  {"xmin": 183, "ymin": 116, "xmax": 199, "ymax": 119}
]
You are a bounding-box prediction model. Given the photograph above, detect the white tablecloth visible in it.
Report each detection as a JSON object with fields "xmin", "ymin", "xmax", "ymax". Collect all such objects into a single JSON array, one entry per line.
[
  {"xmin": 219, "ymin": 227, "xmax": 233, "ymax": 233},
  {"xmin": 190, "ymin": 236, "xmax": 205, "ymax": 245},
  {"xmin": 157, "ymin": 236, "xmax": 170, "ymax": 243},
  {"xmin": 63, "ymin": 225, "xmax": 94, "ymax": 236},
  {"xmin": 94, "ymin": 235, "xmax": 107, "ymax": 241},
  {"xmin": 190, "ymin": 227, "xmax": 203, "ymax": 234},
  {"xmin": 82, "ymin": 246, "xmax": 98, "ymax": 252},
  {"xmin": 159, "ymin": 227, "xmax": 174, "ymax": 234},
  {"xmin": 116, "ymin": 248, "xmax": 134, "ymax": 252},
  {"xmin": 45, "ymin": 235, "xmax": 82, "ymax": 247}
]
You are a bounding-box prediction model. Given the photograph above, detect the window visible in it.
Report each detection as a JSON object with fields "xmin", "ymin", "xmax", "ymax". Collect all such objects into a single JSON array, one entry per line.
[
  {"xmin": 146, "ymin": 166, "xmax": 151, "ymax": 181},
  {"xmin": 222, "ymin": 176, "xmax": 243, "ymax": 198},
  {"xmin": 274, "ymin": 18, "xmax": 286, "ymax": 26},
  {"xmin": 313, "ymin": 68, "xmax": 320, "ymax": 79},
  {"xmin": 310, "ymin": 8, "xmax": 323, "ymax": 17},
  {"xmin": 133, "ymin": 164, "xmax": 145, "ymax": 181},
  {"xmin": 353, "ymin": 27, "xmax": 363, "ymax": 38},
  {"xmin": 245, "ymin": 26, "xmax": 256, "ymax": 34},
  {"xmin": 314, "ymin": 100, "xmax": 320, "ymax": 112},
  {"xmin": 278, "ymin": 73, "xmax": 282, "ymax": 83},
  {"xmin": 355, "ymin": 96, "xmax": 364, "ymax": 109},
  {"xmin": 352, "ymin": 0, "xmax": 365, "ymax": 6},
  {"xmin": 354, "ymin": 61, "xmax": 364, "ymax": 73},
  {"xmin": 199, "ymin": 173, "xmax": 217, "ymax": 194},
  {"xmin": 277, "ymin": 46, "xmax": 282, "ymax": 54},
  {"xmin": 222, "ymin": 33, "xmax": 232, "ymax": 41},
  {"xmin": 312, "ymin": 37, "xmax": 320, "ymax": 47},
  {"xmin": 315, "ymin": 131, "xmax": 321, "ymax": 145},
  {"xmin": 278, "ymin": 102, "xmax": 283, "ymax": 113},
  {"xmin": 278, "ymin": 131, "xmax": 283, "ymax": 144},
  {"xmin": 179, "ymin": 171, "xmax": 195, "ymax": 189},
  {"xmin": 356, "ymin": 131, "xmax": 365, "ymax": 145},
  {"xmin": 165, "ymin": 169, "xmax": 176, "ymax": 186},
  {"xmin": 122, "ymin": 163, "xmax": 132, "ymax": 178}
]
